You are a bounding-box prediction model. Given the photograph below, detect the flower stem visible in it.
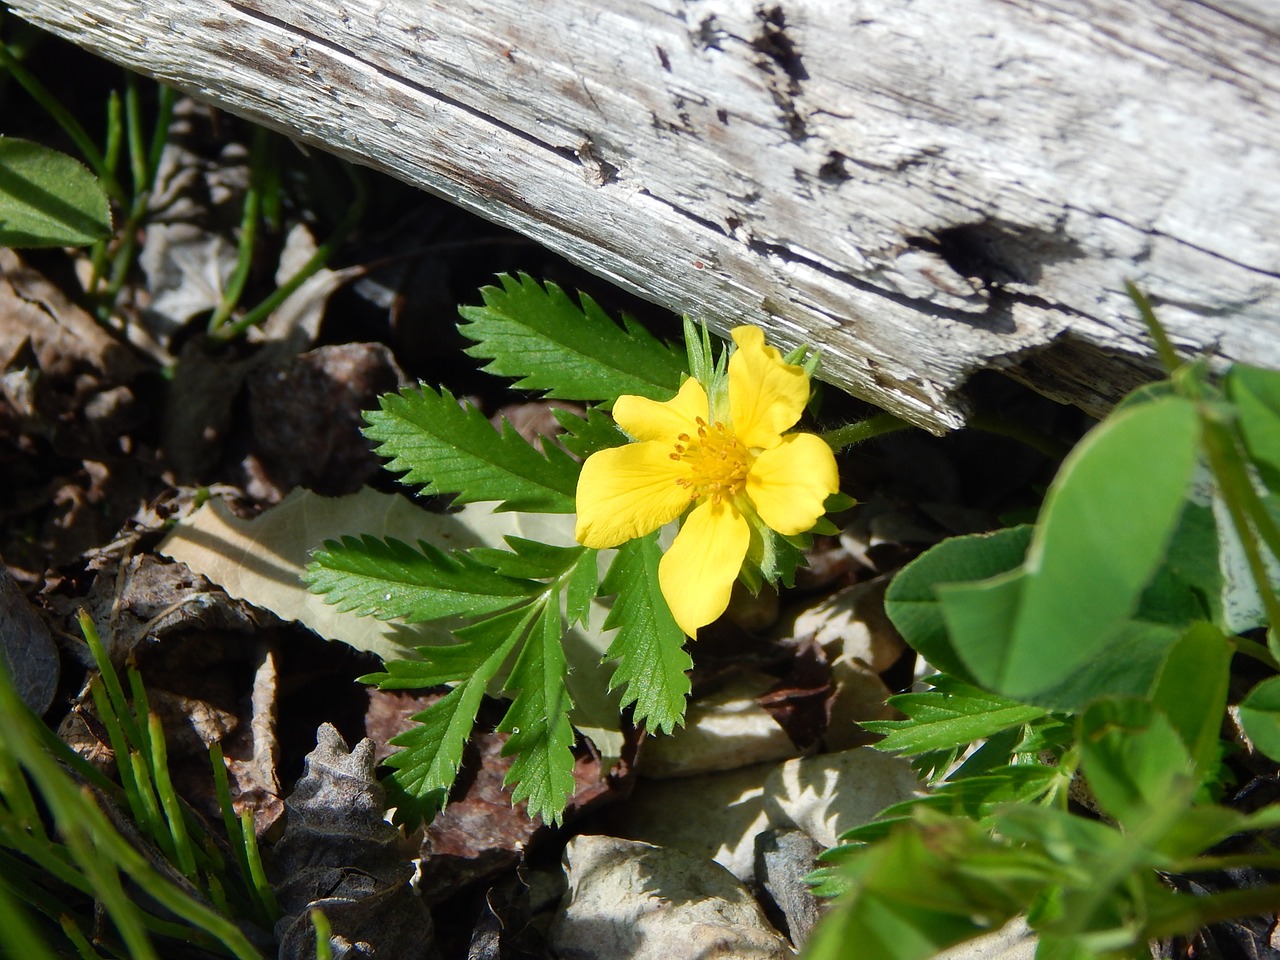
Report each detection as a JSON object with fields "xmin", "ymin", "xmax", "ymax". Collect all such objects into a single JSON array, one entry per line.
[{"xmin": 821, "ymin": 413, "xmax": 912, "ymax": 451}]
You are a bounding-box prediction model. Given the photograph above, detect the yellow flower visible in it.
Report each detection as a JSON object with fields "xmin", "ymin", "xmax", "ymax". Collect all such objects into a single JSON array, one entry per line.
[{"xmin": 575, "ymin": 325, "xmax": 840, "ymax": 636}]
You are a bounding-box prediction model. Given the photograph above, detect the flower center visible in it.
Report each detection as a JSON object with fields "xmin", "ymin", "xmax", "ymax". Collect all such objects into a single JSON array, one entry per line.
[{"xmin": 670, "ymin": 417, "xmax": 751, "ymax": 503}]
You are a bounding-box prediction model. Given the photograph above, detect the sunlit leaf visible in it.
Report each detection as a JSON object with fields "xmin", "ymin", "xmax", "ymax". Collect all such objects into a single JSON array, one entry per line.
[
  {"xmin": 0, "ymin": 138, "xmax": 111, "ymax": 248},
  {"xmin": 459, "ymin": 273, "xmax": 686, "ymax": 404}
]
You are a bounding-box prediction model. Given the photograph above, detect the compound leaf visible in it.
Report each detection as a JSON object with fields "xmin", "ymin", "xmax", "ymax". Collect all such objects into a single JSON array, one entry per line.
[
  {"xmin": 498, "ymin": 597, "xmax": 576, "ymax": 825},
  {"xmin": 380, "ymin": 606, "xmax": 532, "ymax": 825},
  {"xmin": 601, "ymin": 533, "xmax": 692, "ymax": 733},
  {"xmin": 364, "ymin": 384, "xmax": 579, "ymax": 512},
  {"xmin": 863, "ymin": 679, "xmax": 1047, "ymax": 757},
  {"xmin": 459, "ymin": 273, "xmax": 686, "ymax": 403},
  {"xmin": 306, "ymin": 535, "xmax": 539, "ymax": 622}
]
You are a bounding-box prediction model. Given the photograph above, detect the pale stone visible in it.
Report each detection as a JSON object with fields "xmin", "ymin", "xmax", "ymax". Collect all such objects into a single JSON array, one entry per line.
[
  {"xmin": 636, "ymin": 672, "xmax": 804, "ymax": 779},
  {"xmin": 783, "ymin": 578, "xmax": 905, "ymax": 675},
  {"xmin": 550, "ymin": 835, "xmax": 794, "ymax": 960},
  {"xmin": 933, "ymin": 917, "xmax": 1038, "ymax": 960},
  {"xmin": 605, "ymin": 763, "xmax": 774, "ymax": 882},
  {"xmin": 764, "ymin": 747, "xmax": 922, "ymax": 848}
]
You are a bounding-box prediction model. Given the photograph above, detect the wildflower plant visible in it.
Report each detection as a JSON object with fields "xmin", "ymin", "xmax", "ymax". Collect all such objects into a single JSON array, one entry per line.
[
  {"xmin": 805, "ymin": 289, "xmax": 1280, "ymax": 960},
  {"xmin": 305, "ymin": 275, "xmax": 850, "ymax": 825}
]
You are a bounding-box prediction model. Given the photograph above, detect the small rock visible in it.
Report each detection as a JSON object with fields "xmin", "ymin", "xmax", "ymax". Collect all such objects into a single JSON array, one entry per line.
[
  {"xmin": 764, "ymin": 747, "xmax": 921, "ymax": 848},
  {"xmin": 755, "ymin": 829, "xmax": 823, "ymax": 947},
  {"xmin": 637, "ymin": 672, "xmax": 804, "ymax": 778},
  {"xmin": 782, "ymin": 577, "xmax": 905, "ymax": 673},
  {"xmin": 247, "ymin": 342, "xmax": 406, "ymax": 496},
  {"xmin": 933, "ymin": 917, "xmax": 1037, "ymax": 959},
  {"xmin": 550, "ymin": 835, "xmax": 793, "ymax": 960},
  {"xmin": 0, "ymin": 560, "xmax": 59, "ymax": 714},
  {"xmin": 603, "ymin": 763, "xmax": 773, "ymax": 881}
]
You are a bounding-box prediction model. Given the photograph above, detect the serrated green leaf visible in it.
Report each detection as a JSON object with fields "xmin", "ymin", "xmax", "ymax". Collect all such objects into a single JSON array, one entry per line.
[
  {"xmin": 863, "ymin": 681, "xmax": 1047, "ymax": 756},
  {"xmin": 0, "ymin": 137, "xmax": 112, "ymax": 248},
  {"xmin": 470, "ymin": 537, "xmax": 583, "ymax": 580},
  {"xmin": 565, "ymin": 548, "xmax": 599, "ymax": 628},
  {"xmin": 459, "ymin": 273, "xmax": 686, "ymax": 403},
  {"xmin": 554, "ymin": 405, "xmax": 629, "ymax": 458},
  {"xmin": 381, "ymin": 606, "xmax": 534, "ymax": 826},
  {"xmin": 358, "ymin": 632, "xmax": 501, "ymax": 690},
  {"xmin": 805, "ymin": 816, "xmax": 1041, "ymax": 960},
  {"xmin": 306, "ymin": 534, "xmax": 539, "ymax": 621},
  {"xmin": 865, "ymin": 765, "xmax": 1060, "ymax": 829},
  {"xmin": 364, "ymin": 384, "xmax": 579, "ymax": 512},
  {"xmin": 600, "ymin": 533, "xmax": 691, "ymax": 733},
  {"xmin": 498, "ymin": 597, "xmax": 576, "ymax": 825}
]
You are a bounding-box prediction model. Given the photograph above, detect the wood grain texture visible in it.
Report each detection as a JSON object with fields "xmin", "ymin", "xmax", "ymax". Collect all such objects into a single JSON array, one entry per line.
[{"xmin": 10, "ymin": 0, "xmax": 1280, "ymax": 429}]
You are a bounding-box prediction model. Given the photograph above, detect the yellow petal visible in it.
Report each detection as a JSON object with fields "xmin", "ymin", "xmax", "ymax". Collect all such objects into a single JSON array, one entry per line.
[
  {"xmin": 728, "ymin": 326, "xmax": 810, "ymax": 450},
  {"xmin": 658, "ymin": 498, "xmax": 750, "ymax": 636},
  {"xmin": 745, "ymin": 432, "xmax": 840, "ymax": 535},
  {"xmin": 575, "ymin": 441, "xmax": 692, "ymax": 548},
  {"xmin": 613, "ymin": 378, "xmax": 708, "ymax": 443}
]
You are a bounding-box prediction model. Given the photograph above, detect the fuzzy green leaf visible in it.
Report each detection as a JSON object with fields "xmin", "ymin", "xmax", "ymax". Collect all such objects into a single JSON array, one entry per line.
[
  {"xmin": 458, "ymin": 273, "xmax": 686, "ymax": 403},
  {"xmin": 0, "ymin": 137, "xmax": 111, "ymax": 248},
  {"xmin": 498, "ymin": 598, "xmax": 576, "ymax": 825},
  {"xmin": 306, "ymin": 534, "xmax": 539, "ymax": 621},
  {"xmin": 364, "ymin": 384, "xmax": 579, "ymax": 512},
  {"xmin": 380, "ymin": 607, "xmax": 533, "ymax": 825},
  {"xmin": 601, "ymin": 533, "xmax": 692, "ymax": 733}
]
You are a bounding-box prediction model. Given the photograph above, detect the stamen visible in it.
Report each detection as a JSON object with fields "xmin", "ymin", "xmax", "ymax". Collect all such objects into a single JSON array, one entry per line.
[{"xmin": 669, "ymin": 418, "xmax": 752, "ymax": 503}]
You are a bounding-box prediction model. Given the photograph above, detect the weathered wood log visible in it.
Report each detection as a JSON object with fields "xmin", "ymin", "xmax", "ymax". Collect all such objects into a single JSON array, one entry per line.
[{"xmin": 9, "ymin": 0, "xmax": 1280, "ymax": 430}]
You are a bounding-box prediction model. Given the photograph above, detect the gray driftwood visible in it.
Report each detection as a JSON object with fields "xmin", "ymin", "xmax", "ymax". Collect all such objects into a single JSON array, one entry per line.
[{"xmin": 10, "ymin": 0, "xmax": 1280, "ymax": 430}]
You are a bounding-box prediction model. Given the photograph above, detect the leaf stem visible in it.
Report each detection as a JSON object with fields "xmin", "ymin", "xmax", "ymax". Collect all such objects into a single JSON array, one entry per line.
[
  {"xmin": 1236, "ymin": 635, "xmax": 1280, "ymax": 671},
  {"xmin": 1126, "ymin": 280, "xmax": 1182, "ymax": 375},
  {"xmin": 821, "ymin": 412, "xmax": 912, "ymax": 451}
]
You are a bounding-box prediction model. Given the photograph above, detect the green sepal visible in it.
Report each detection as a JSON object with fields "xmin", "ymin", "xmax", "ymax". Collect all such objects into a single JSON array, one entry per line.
[{"xmin": 684, "ymin": 316, "xmax": 715, "ymax": 388}]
